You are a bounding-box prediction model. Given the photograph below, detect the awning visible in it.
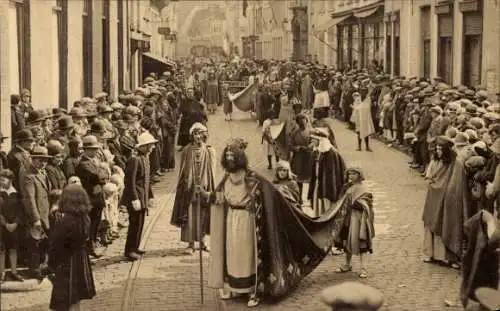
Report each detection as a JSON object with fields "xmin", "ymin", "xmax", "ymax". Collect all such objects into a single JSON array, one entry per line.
[
  {"xmin": 353, "ymin": 1, "xmax": 384, "ymax": 19},
  {"xmin": 315, "ymin": 14, "xmax": 353, "ymax": 34},
  {"xmin": 142, "ymin": 52, "xmax": 177, "ymax": 68}
]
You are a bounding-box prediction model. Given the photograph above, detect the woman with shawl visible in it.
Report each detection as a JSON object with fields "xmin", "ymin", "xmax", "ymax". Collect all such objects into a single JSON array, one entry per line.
[
  {"xmin": 272, "ymin": 160, "xmax": 301, "ymax": 205},
  {"xmin": 350, "ymin": 90, "xmax": 375, "ymax": 152},
  {"xmin": 422, "ymin": 136, "xmax": 456, "ymax": 264},
  {"xmin": 334, "ymin": 168, "xmax": 375, "ymax": 279},
  {"xmin": 440, "ymin": 132, "xmax": 476, "ymax": 267}
]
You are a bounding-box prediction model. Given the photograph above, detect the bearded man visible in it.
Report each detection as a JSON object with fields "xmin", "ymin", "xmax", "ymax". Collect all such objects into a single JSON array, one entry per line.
[
  {"xmin": 307, "ymin": 128, "xmax": 346, "ymax": 218},
  {"xmin": 206, "ymin": 138, "xmax": 349, "ymax": 308},
  {"xmin": 171, "ymin": 123, "xmax": 216, "ymax": 252}
]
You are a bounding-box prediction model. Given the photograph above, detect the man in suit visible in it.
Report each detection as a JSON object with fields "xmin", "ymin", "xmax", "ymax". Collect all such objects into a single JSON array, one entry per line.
[
  {"xmin": 21, "ymin": 146, "xmax": 52, "ymax": 279},
  {"xmin": 76, "ymin": 135, "xmax": 109, "ymax": 258},
  {"xmin": 122, "ymin": 131, "xmax": 157, "ymax": 261},
  {"xmin": 7, "ymin": 129, "xmax": 36, "ymax": 191}
]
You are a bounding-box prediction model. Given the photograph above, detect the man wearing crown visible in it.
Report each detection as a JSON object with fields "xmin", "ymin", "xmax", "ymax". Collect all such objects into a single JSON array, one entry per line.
[
  {"xmin": 171, "ymin": 123, "xmax": 216, "ymax": 252},
  {"xmin": 204, "ymin": 138, "xmax": 348, "ymax": 308}
]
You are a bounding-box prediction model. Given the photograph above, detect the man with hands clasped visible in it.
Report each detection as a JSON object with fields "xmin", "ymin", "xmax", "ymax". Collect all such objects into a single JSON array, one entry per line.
[{"xmin": 122, "ymin": 131, "xmax": 157, "ymax": 261}]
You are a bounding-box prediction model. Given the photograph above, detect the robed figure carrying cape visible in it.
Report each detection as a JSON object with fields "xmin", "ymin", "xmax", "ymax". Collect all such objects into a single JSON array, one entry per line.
[
  {"xmin": 208, "ymin": 170, "xmax": 348, "ymax": 299},
  {"xmin": 170, "ymin": 143, "xmax": 216, "ymax": 242}
]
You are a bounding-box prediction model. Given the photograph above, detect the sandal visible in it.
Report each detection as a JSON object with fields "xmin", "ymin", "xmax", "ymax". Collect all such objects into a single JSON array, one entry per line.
[
  {"xmin": 247, "ymin": 295, "xmax": 260, "ymax": 308},
  {"xmin": 423, "ymin": 257, "xmax": 436, "ymax": 263},
  {"xmin": 335, "ymin": 265, "xmax": 352, "ymax": 273},
  {"xmin": 219, "ymin": 289, "xmax": 232, "ymax": 300},
  {"xmin": 358, "ymin": 269, "xmax": 369, "ymax": 278}
]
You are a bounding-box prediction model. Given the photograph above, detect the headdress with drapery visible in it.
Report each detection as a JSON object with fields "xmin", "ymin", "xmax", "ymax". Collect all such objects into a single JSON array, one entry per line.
[{"xmin": 345, "ymin": 167, "xmax": 365, "ymax": 181}]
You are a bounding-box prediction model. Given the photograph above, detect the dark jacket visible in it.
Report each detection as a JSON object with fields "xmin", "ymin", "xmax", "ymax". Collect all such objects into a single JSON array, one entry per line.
[
  {"xmin": 20, "ymin": 165, "xmax": 51, "ymax": 228},
  {"xmin": 121, "ymin": 154, "xmax": 153, "ymax": 210},
  {"xmin": 7, "ymin": 145, "xmax": 31, "ymax": 191},
  {"xmin": 46, "ymin": 163, "xmax": 67, "ymax": 190},
  {"xmin": 75, "ymin": 156, "xmax": 108, "ymax": 209}
]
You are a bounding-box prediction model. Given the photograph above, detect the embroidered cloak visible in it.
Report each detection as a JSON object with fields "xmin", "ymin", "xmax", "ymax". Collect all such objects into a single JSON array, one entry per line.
[{"xmin": 208, "ymin": 171, "xmax": 348, "ymax": 299}]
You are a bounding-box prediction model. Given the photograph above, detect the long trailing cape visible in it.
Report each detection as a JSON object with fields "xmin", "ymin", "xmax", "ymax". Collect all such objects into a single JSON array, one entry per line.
[
  {"xmin": 208, "ymin": 170, "xmax": 347, "ymax": 299},
  {"xmin": 170, "ymin": 143, "xmax": 216, "ymax": 233}
]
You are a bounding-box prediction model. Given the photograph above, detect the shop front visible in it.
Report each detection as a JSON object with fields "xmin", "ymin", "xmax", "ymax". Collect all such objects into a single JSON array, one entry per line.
[{"xmin": 335, "ymin": 0, "xmax": 384, "ymax": 71}]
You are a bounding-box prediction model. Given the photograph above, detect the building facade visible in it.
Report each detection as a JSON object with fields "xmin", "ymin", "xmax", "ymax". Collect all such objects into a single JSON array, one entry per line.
[
  {"xmin": 0, "ymin": 0, "xmax": 171, "ymax": 149},
  {"xmin": 324, "ymin": 0, "xmax": 499, "ymax": 94}
]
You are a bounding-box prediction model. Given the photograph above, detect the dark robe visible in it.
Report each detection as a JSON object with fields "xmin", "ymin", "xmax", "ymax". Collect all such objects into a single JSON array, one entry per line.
[
  {"xmin": 170, "ymin": 143, "xmax": 216, "ymax": 240},
  {"xmin": 45, "ymin": 163, "xmax": 67, "ymax": 190},
  {"xmin": 460, "ymin": 211, "xmax": 500, "ymax": 308},
  {"xmin": 289, "ymin": 128, "xmax": 313, "ymax": 183},
  {"xmin": 307, "ymin": 148, "xmax": 346, "ymax": 208},
  {"xmin": 48, "ymin": 213, "xmax": 96, "ymax": 310},
  {"xmin": 177, "ymin": 99, "xmax": 208, "ymax": 147},
  {"xmin": 208, "ymin": 171, "xmax": 350, "ymax": 298}
]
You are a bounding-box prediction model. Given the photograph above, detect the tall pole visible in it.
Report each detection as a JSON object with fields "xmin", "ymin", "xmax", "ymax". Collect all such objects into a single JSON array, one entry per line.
[{"xmin": 194, "ymin": 149, "xmax": 204, "ymax": 304}]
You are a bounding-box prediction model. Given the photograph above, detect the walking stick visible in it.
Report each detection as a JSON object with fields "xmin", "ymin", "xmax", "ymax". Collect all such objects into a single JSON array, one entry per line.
[{"xmin": 194, "ymin": 149, "xmax": 204, "ymax": 304}]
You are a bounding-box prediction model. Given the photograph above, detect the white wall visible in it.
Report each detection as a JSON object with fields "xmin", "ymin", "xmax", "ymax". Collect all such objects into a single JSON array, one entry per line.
[
  {"xmin": 30, "ymin": 0, "xmax": 58, "ymax": 110},
  {"xmin": 67, "ymin": 0, "xmax": 84, "ymax": 108}
]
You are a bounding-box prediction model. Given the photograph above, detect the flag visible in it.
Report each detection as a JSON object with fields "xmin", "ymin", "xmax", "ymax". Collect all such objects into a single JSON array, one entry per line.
[{"xmin": 243, "ymin": 0, "xmax": 248, "ymax": 17}]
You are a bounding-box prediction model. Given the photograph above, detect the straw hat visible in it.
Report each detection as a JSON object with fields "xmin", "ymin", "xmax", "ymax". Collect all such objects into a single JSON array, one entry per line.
[{"xmin": 136, "ymin": 131, "xmax": 158, "ymax": 148}]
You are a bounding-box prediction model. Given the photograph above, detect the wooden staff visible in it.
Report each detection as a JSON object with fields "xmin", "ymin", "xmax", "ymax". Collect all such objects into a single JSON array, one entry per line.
[{"xmin": 194, "ymin": 148, "xmax": 204, "ymax": 304}]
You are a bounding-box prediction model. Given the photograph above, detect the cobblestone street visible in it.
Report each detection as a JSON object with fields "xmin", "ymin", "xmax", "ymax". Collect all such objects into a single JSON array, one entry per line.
[{"xmin": 1, "ymin": 109, "xmax": 466, "ymax": 310}]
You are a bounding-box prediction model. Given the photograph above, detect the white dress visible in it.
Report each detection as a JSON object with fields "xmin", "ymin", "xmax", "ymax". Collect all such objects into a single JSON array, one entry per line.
[{"xmin": 224, "ymin": 179, "xmax": 256, "ymax": 294}]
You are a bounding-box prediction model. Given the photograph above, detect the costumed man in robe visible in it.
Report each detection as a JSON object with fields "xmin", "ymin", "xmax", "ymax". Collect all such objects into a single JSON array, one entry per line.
[
  {"xmin": 204, "ymin": 138, "xmax": 352, "ymax": 308},
  {"xmin": 351, "ymin": 89, "xmax": 375, "ymax": 152},
  {"xmin": 308, "ymin": 128, "xmax": 346, "ymax": 218},
  {"xmin": 205, "ymin": 71, "xmax": 220, "ymax": 114},
  {"xmin": 334, "ymin": 168, "xmax": 375, "ymax": 279},
  {"xmin": 171, "ymin": 123, "xmax": 216, "ymax": 253},
  {"xmin": 177, "ymin": 88, "xmax": 208, "ymax": 149}
]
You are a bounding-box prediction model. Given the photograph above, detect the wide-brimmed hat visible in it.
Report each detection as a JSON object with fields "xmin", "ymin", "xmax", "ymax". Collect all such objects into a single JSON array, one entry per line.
[
  {"xmin": 136, "ymin": 131, "xmax": 158, "ymax": 147},
  {"xmin": 69, "ymin": 107, "xmax": 87, "ymax": 118},
  {"xmin": 31, "ymin": 146, "xmax": 52, "ymax": 159},
  {"xmin": 320, "ymin": 281, "xmax": 383, "ymax": 311},
  {"xmin": 82, "ymin": 135, "xmax": 100, "ymax": 149},
  {"xmin": 57, "ymin": 116, "xmax": 75, "ymax": 130},
  {"xmin": 27, "ymin": 110, "xmax": 50, "ymax": 124},
  {"xmin": 97, "ymin": 104, "xmax": 113, "ymax": 114},
  {"xmin": 475, "ymin": 287, "xmax": 500, "ymax": 311},
  {"xmin": 46, "ymin": 140, "xmax": 64, "ymax": 156},
  {"xmin": 454, "ymin": 132, "xmax": 469, "ymax": 146},
  {"xmin": 52, "ymin": 108, "xmax": 67, "ymax": 119},
  {"xmin": 14, "ymin": 129, "xmax": 35, "ymax": 142}
]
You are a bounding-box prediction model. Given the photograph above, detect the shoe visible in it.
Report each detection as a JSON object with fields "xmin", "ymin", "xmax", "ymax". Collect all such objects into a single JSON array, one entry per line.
[
  {"xmin": 136, "ymin": 249, "xmax": 146, "ymax": 255},
  {"xmin": 10, "ymin": 272, "xmax": 24, "ymax": 282},
  {"xmin": 155, "ymin": 171, "xmax": 165, "ymax": 176},
  {"xmin": 247, "ymin": 295, "xmax": 260, "ymax": 308},
  {"xmin": 124, "ymin": 252, "xmax": 141, "ymax": 261},
  {"xmin": 89, "ymin": 249, "xmax": 103, "ymax": 259}
]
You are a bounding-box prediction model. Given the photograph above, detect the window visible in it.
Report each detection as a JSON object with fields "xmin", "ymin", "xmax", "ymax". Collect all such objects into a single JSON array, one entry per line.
[
  {"xmin": 394, "ymin": 20, "xmax": 400, "ymax": 76},
  {"xmin": 421, "ymin": 6, "xmax": 431, "ymax": 79},
  {"xmin": 438, "ymin": 14, "xmax": 453, "ymax": 83},
  {"xmin": 463, "ymin": 12, "xmax": 482, "ymax": 86},
  {"xmin": 352, "ymin": 25, "xmax": 359, "ymax": 68},
  {"xmin": 10, "ymin": 0, "xmax": 30, "ymax": 93},
  {"xmin": 56, "ymin": 0, "xmax": 68, "ymax": 108},
  {"xmin": 83, "ymin": 0, "xmax": 93, "ymax": 96},
  {"xmin": 102, "ymin": 0, "xmax": 110, "ymax": 93},
  {"xmin": 118, "ymin": 0, "xmax": 124, "ymax": 93},
  {"xmin": 385, "ymin": 22, "xmax": 392, "ymax": 73}
]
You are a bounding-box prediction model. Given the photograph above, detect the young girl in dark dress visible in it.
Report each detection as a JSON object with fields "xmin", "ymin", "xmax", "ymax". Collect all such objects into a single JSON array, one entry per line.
[{"xmin": 47, "ymin": 184, "xmax": 96, "ymax": 311}]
